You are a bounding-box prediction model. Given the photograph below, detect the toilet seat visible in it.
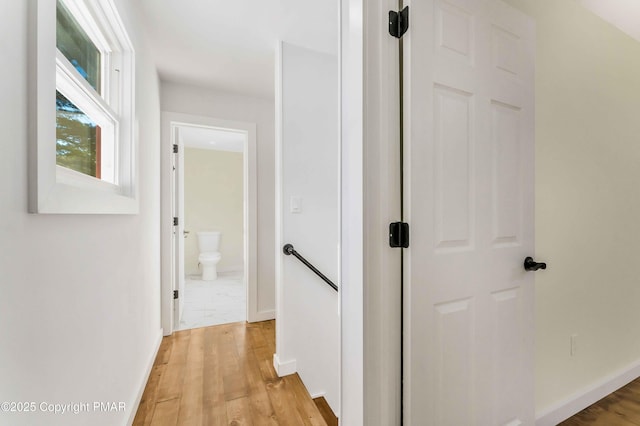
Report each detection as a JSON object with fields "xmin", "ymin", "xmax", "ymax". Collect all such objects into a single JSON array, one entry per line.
[{"xmin": 199, "ymin": 252, "xmax": 221, "ymax": 263}]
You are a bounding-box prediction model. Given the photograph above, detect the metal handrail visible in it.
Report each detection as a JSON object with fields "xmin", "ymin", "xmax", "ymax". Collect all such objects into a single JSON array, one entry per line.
[{"xmin": 282, "ymin": 244, "xmax": 338, "ymax": 292}]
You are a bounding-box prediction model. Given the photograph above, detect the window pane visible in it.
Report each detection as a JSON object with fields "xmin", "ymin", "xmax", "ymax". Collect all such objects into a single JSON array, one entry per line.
[
  {"xmin": 56, "ymin": 91, "xmax": 101, "ymax": 179},
  {"xmin": 56, "ymin": 0, "xmax": 101, "ymax": 93}
]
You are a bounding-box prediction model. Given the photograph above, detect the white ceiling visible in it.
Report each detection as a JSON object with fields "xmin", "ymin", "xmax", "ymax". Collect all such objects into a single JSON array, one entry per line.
[
  {"xmin": 135, "ymin": 0, "xmax": 640, "ymax": 100},
  {"xmin": 577, "ymin": 0, "xmax": 640, "ymax": 43},
  {"xmin": 136, "ymin": 0, "xmax": 339, "ymax": 99},
  {"xmin": 179, "ymin": 126, "xmax": 245, "ymax": 153}
]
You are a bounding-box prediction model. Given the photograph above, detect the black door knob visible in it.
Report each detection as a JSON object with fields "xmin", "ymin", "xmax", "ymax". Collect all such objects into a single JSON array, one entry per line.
[{"xmin": 524, "ymin": 257, "xmax": 546, "ymax": 271}]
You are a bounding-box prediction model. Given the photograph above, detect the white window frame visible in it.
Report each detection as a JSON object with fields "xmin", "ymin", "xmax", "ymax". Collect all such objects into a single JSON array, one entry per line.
[{"xmin": 29, "ymin": 0, "xmax": 137, "ymax": 214}]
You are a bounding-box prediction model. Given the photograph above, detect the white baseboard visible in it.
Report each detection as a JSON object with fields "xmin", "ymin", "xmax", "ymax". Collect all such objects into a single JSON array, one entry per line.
[
  {"xmin": 536, "ymin": 358, "xmax": 640, "ymax": 426},
  {"xmin": 218, "ymin": 266, "xmax": 244, "ymax": 274},
  {"xmin": 273, "ymin": 353, "xmax": 297, "ymax": 377},
  {"xmin": 127, "ymin": 328, "xmax": 163, "ymax": 426},
  {"xmin": 250, "ymin": 309, "xmax": 275, "ymax": 323}
]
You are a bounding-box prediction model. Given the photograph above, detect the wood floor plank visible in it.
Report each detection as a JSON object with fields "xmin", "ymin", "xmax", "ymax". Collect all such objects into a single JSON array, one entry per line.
[
  {"xmin": 231, "ymin": 322, "xmax": 249, "ymax": 357},
  {"xmin": 155, "ymin": 336, "xmax": 173, "ymax": 366},
  {"xmin": 561, "ymin": 377, "xmax": 640, "ymax": 425},
  {"xmin": 313, "ymin": 397, "xmax": 338, "ymax": 426},
  {"xmin": 284, "ymin": 375, "xmax": 326, "ymax": 426},
  {"xmin": 247, "ymin": 323, "xmax": 268, "ymax": 349},
  {"xmin": 265, "ymin": 377, "xmax": 307, "ymax": 426},
  {"xmin": 156, "ymin": 330, "xmax": 191, "ymax": 402},
  {"xmin": 221, "ymin": 327, "xmax": 250, "ymax": 401},
  {"xmin": 149, "ymin": 397, "xmax": 180, "ymax": 426},
  {"xmin": 134, "ymin": 320, "xmax": 328, "ymax": 426},
  {"xmin": 569, "ymin": 410, "xmax": 638, "ymax": 426},
  {"xmin": 260, "ymin": 321, "xmax": 276, "ymax": 355},
  {"xmin": 203, "ymin": 327, "xmax": 228, "ymax": 426},
  {"xmin": 202, "ymin": 326, "xmax": 226, "ymax": 410},
  {"xmin": 203, "ymin": 405, "xmax": 228, "ymax": 426},
  {"xmin": 616, "ymin": 399, "xmax": 640, "ymax": 418},
  {"xmin": 247, "ymin": 385, "xmax": 279, "ymax": 426},
  {"xmin": 227, "ymin": 396, "xmax": 254, "ymax": 426},
  {"xmin": 253, "ymin": 345, "xmax": 279, "ymax": 383},
  {"xmin": 176, "ymin": 327, "xmax": 205, "ymax": 425},
  {"xmin": 132, "ymin": 364, "xmax": 166, "ymax": 426},
  {"xmin": 242, "ymin": 345, "xmax": 277, "ymax": 424}
]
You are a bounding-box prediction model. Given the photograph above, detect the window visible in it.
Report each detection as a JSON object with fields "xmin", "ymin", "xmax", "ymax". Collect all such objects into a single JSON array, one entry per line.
[
  {"xmin": 56, "ymin": 0, "xmax": 101, "ymax": 93},
  {"xmin": 29, "ymin": 0, "xmax": 136, "ymax": 214},
  {"xmin": 56, "ymin": 91, "xmax": 102, "ymax": 179}
]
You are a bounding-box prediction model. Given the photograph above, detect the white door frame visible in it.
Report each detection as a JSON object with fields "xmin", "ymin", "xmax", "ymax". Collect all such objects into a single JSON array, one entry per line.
[
  {"xmin": 161, "ymin": 111, "xmax": 258, "ymax": 335},
  {"xmin": 172, "ymin": 126, "xmax": 185, "ymax": 329},
  {"xmin": 337, "ymin": 0, "xmax": 404, "ymax": 424}
]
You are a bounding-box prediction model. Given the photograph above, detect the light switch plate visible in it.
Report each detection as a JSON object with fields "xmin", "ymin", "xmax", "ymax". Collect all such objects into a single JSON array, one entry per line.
[{"xmin": 290, "ymin": 196, "xmax": 302, "ymax": 213}]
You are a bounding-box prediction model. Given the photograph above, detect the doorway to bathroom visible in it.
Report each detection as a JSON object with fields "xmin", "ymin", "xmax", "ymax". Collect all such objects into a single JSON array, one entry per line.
[
  {"xmin": 179, "ymin": 126, "xmax": 245, "ymax": 330},
  {"xmin": 161, "ymin": 112, "xmax": 258, "ymax": 334}
]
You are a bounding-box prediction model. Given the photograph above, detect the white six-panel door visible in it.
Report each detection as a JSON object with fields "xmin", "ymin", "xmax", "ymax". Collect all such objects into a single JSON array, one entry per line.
[{"xmin": 404, "ymin": 0, "xmax": 535, "ymax": 424}]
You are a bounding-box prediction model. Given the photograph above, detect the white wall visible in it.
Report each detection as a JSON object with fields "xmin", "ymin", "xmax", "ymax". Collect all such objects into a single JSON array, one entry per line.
[
  {"xmin": 0, "ymin": 1, "xmax": 162, "ymax": 425},
  {"xmin": 276, "ymin": 43, "xmax": 340, "ymax": 413},
  {"xmin": 503, "ymin": 0, "xmax": 640, "ymax": 420},
  {"xmin": 161, "ymin": 82, "xmax": 275, "ymax": 316},
  {"xmin": 184, "ymin": 148, "xmax": 243, "ymax": 275}
]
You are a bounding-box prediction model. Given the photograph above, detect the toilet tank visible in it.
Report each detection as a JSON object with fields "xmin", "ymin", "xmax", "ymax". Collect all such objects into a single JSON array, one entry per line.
[{"xmin": 197, "ymin": 231, "xmax": 221, "ymax": 252}]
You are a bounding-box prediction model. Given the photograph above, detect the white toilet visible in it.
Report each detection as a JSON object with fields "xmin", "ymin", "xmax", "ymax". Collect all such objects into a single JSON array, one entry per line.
[{"xmin": 197, "ymin": 231, "xmax": 222, "ymax": 281}]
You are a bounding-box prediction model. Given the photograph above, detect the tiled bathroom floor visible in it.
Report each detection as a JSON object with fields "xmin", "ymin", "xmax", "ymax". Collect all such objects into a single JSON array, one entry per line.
[{"xmin": 177, "ymin": 272, "xmax": 246, "ymax": 330}]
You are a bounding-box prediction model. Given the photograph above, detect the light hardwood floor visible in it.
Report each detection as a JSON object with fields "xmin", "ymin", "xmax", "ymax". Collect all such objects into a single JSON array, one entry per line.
[
  {"xmin": 133, "ymin": 320, "xmax": 334, "ymax": 425},
  {"xmin": 561, "ymin": 378, "xmax": 640, "ymax": 425}
]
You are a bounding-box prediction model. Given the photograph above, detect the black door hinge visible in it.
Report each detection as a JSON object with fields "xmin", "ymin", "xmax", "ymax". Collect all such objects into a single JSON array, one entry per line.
[
  {"xmin": 173, "ymin": 144, "xmax": 179, "ymax": 153},
  {"xmin": 173, "ymin": 290, "xmax": 179, "ymax": 299},
  {"xmin": 389, "ymin": 6, "xmax": 409, "ymax": 39},
  {"xmin": 173, "ymin": 217, "xmax": 179, "ymax": 226},
  {"xmin": 389, "ymin": 222, "xmax": 410, "ymax": 248}
]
